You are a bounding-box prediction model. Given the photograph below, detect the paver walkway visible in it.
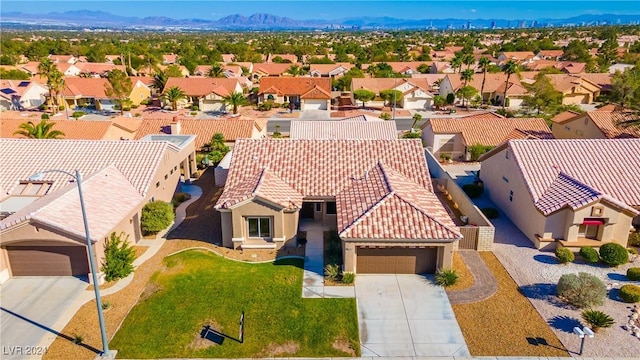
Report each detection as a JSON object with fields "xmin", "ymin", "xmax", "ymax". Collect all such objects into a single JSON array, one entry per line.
[
  {"xmin": 447, "ymin": 250, "xmax": 498, "ymax": 304},
  {"xmin": 300, "ymin": 220, "xmax": 355, "ymax": 298}
]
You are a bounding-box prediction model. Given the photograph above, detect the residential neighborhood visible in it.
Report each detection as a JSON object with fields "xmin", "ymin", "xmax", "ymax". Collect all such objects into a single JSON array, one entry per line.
[{"xmin": 1, "ymin": 3, "xmax": 640, "ymax": 360}]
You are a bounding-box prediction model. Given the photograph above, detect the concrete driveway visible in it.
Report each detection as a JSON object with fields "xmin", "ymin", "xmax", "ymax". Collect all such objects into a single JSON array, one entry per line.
[
  {"xmin": 355, "ymin": 274, "xmax": 469, "ymax": 357},
  {"xmin": 0, "ymin": 277, "xmax": 87, "ymax": 359}
]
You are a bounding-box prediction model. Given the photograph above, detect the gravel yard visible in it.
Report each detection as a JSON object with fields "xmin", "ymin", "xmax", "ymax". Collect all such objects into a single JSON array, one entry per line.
[{"xmin": 490, "ymin": 213, "xmax": 640, "ymax": 357}]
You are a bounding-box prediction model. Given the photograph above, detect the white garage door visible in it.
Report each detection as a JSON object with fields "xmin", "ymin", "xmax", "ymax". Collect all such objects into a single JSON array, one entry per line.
[
  {"xmin": 304, "ymin": 99, "xmax": 327, "ymax": 110},
  {"xmin": 404, "ymin": 99, "xmax": 429, "ymax": 110},
  {"xmin": 201, "ymin": 100, "xmax": 224, "ymax": 112}
]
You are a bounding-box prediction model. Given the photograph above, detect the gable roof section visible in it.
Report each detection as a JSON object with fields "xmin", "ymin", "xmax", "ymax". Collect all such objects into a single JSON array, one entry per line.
[
  {"xmin": 133, "ymin": 118, "xmax": 258, "ymax": 149},
  {"xmin": 289, "ymin": 121, "xmax": 398, "ymax": 140},
  {"xmin": 252, "ymin": 63, "xmax": 296, "ymax": 76},
  {"xmin": 508, "ymin": 139, "xmax": 640, "ymax": 209},
  {"xmin": 258, "ymin": 77, "xmax": 331, "ymax": 98},
  {"xmin": 0, "ymin": 138, "xmax": 173, "ymax": 197},
  {"xmin": 444, "ymin": 73, "xmax": 525, "ymax": 93},
  {"xmin": 0, "ymin": 165, "xmax": 144, "ymax": 242},
  {"xmin": 163, "ymin": 77, "xmax": 239, "ymax": 97},
  {"xmin": 585, "ymin": 110, "xmax": 640, "ymax": 139},
  {"xmin": 425, "ymin": 113, "xmax": 552, "ymax": 146},
  {"xmin": 216, "ymin": 139, "xmax": 433, "ymax": 208},
  {"xmin": 351, "ymin": 78, "xmax": 432, "ymax": 94},
  {"xmin": 61, "ymin": 77, "xmax": 109, "ymax": 98},
  {"xmin": 1, "ymin": 118, "xmax": 112, "ymax": 140},
  {"xmin": 545, "ymin": 74, "xmax": 601, "ymax": 93},
  {"xmin": 337, "ymin": 162, "xmax": 461, "ymax": 240}
]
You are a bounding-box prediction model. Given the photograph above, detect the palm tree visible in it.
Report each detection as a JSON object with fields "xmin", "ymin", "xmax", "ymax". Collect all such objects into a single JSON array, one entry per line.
[
  {"xmin": 462, "ymin": 53, "xmax": 475, "ymax": 70},
  {"xmin": 286, "ymin": 64, "xmax": 303, "ymax": 77},
  {"xmin": 461, "ymin": 69, "xmax": 474, "ymax": 87},
  {"xmin": 161, "ymin": 86, "xmax": 187, "ymax": 111},
  {"xmin": 207, "ymin": 63, "xmax": 225, "ymax": 78},
  {"xmin": 48, "ymin": 70, "xmax": 65, "ymax": 114},
  {"xmin": 13, "ymin": 119, "xmax": 65, "ymax": 139},
  {"xmin": 501, "ymin": 60, "xmax": 519, "ymax": 109},
  {"xmin": 151, "ymin": 71, "xmax": 168, "ymax": 94},
  {"xmin": 223, "ymin": 91, "xmax": 248, "ymax": 114},
  {"xmin": 38, "ymin": 58, "xmax": 57, "ymax": 112},
  {"xmin": 450, "ymin": 55, "xmax": 462, "ymax": 74},
  {"xmin": 478, "ymin": 56, "xmax": 491, "ymax": 104}
]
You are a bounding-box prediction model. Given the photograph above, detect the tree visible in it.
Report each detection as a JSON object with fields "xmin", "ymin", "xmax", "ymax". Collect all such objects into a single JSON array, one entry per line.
[
  {"xmin": 432, "ymin": 95, "xmax": 446, "ymax": 110},
  {"xmin": 334, "ymin": 67, "xmax": 364, "ymax": 91},
  {"xmin": 161, "ymin": 86, "xmax": 187, "ymax": 111},
  {"xmin": 286, "ymin": 64, "xmax": 303, "ymax": 77},
  {"xmin": 417, "ymin": 63, "xmax": 431, "ymax": 74},
  {"xmin": 411, "ymin": 113, "xmax": 422, "ymax": 129},
  {"xmin": 478, "ymin": 56, "xmax": 491, "ymax": 103},
  {"xmin": 598, "ymin": 38, "xmax": 618, "ymax": 71},
  {"xmin": 47, "ymin": 69, "xmax": 66, "ymax": 114},
  {"xmin": 0, "ymin": 68, "xmax": 30, "ymax": 80},
  {"xmin": 456, "ymin": 85, "xmax": 478, "ymax": 110},
  {"xmin": 461, "ymin": 69, "xmax": 474, "ymax": 87},
  {"xmin": 380, "ymin": 89, "xmax": 403, "ymax": 107},
  {"xmin": 521, "ymin": 74, "xmax": 563, "ymax": 115},
  {"xmin": 450, "ymin": 55, "xmax": 462, "ymax": 74},
  {"xmin": 164, "ymin": 64, "xmax": 184, "ymax": 78},
  {"xmin": 462, "ymin": 52, "xmax": 475, "ymax": 70},
  {"xmin": 207, "ymin": 133, "xmax": 230, "ymax": 165},
  {"xmin": 101, "ymin": 232, "xmax": 136, "ymax": 282},
  {"xmin": 13, "ymin": 119, "xmax": 65, "ymax": 139},
  {"xmin": 563, "ymin": 40, "xmax": 591, "ymax": 62},
  {"xmin": 207, "ymin": 62, "xmax": 224, "ymax": 78},
  {"xmin": 38, "ymin": 58, "xmax": 57, "ymax": 112},
  {"xmin": 353, "ymin": 89, "xmax": 375, "ymax": 108},
  {"xmin": 501, "ymin": 60, "xmax": 519, "ymax": 108},
  {"xmin": 611, "ymin": 67, "xmax": 640, "ymax": 108},
  {"xmin": 104, "ymin": 69, "xmax": 133, "ymax": 115},
  {"xmin": 222, "ymin": 91, "xmax": 248, "ymax": 114},
  {"xmin": 151, "ymin": 70, "xmax": 168, "ymax": 93}
]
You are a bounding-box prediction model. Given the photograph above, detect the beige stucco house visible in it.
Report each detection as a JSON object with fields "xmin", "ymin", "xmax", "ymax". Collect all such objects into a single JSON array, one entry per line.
[
  {"xmin": 215, "ymin": 139, "xmax": 462, "ymax": 274},
  {"xmin": 258, "ymin": 77, "xmax": 331, "ymax": 111},
  {"xmin": 480, "ymin": 139, "xmax": 640, "ymax": 250},
  {"xmin": 350, "ymin": 78, "xmax": 434, "ymax": 110},
  {"xmin": 0, "ymin": 136, "xmax": 196, "ymax": 284},
  {"xmin": 551, "ymin": 108, "xmax": 640, "ymax": 140},
  {"xmin": 163, "ymin": 77, "xmax": 243, "ymax": 112}
]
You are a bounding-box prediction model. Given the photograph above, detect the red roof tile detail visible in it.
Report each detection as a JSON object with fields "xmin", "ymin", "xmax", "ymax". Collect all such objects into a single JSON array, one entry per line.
[{"xmin": 258, "ymin": 77, "xmax": 331, "ymax": 98}]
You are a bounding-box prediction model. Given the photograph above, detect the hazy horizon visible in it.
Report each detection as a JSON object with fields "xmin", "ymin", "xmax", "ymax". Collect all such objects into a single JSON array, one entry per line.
[{"xmin": 2, "ymin": 1, "xmax": 640, "ymax": 21}]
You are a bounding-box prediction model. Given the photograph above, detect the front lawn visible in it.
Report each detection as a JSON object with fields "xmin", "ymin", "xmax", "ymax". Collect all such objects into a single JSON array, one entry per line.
[{"xmin": 110, "ymin": 249, "xmax": 359, "ymax": 358}]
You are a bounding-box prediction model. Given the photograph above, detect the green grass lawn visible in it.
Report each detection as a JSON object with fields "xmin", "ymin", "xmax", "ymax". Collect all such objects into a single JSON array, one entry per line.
[{"xmin": 110, "ymin": 249, "xmax": 359, "ymax": 358}]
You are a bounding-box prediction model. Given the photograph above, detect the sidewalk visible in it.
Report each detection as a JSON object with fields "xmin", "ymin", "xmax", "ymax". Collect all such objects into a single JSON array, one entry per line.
[{"xmin": 300, "ymin": 220, "xmax": 354, "ymax": 298}]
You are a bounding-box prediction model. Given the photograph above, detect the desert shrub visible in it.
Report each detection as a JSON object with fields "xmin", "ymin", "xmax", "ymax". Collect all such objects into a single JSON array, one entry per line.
[
  {"xmin": 282, "ymin": 101, "xmax": 289, "ymax": 108},
  {"xmin": 557, "ymin": 272, "xmax": 606, "ymax": 308},
  {"xmin": 191, "ymin": 105, "xmax": 199, "ymax": 111},
  {"xmin": 435, "ymin": 269, "xmax": 459, "ymax": 287},
  {"xmin": 190, "ymin": 111, "xmax": 197, "ymax": 115},
  {"xmin": 629, "ymin": 232, "xmax": 640, "ymax": 247},
  {"xmin": 620, "ymin": 284, "xmax": 640, "ymax": 303},
  {"xmin": 139, "ymin": 99, "xmax": 150, "ymax": 105},
  {"xmin": 41, "ymin": 113, "xmax": 50, "ymax": 120},
  {"xmin": 324, "ymin": 264, "xmax": 341, "ymax": 281},
  {"xmin": 627, "ymin": 267, "xmax": 640, "ymax": 281},
  {"xmin": 140, "ymin": 200, "xmax": 175, "ymax": 234},
  {"xmin": 446, "ymin": 93, "xmax": 455, "ymax": 104},
  {"xmin": 581, "ymin": 310, "xmax": 614, "ymax": 332},
  {"xmin": 629, "ymin": 248, "xmax": 638, "ymax": 255},
  {"xmin": 131, "ymin": 104, "xmax": 139, "ymax": 109},
  {"xmin": 462, "ymin": 183, "xmax": 483, "ymax": 198},
  {"xmin": 379, "ymin": 112, "xmax": 391, "ymax": 120},
  {"xmin": 341, "ymin": 272, "xmax": 355, "ymax": 284},
  {"xmin": 101, "ymin": 301, "xmax": 111, "ymax": 310},
  {"xmin": 171, "ymin": 192, "xmax": 191, "ymax": 208},
  {"xmin": 579, "ymin": 246, "xmax": 600, "ymax": 263},
  {"xmin": 271, "ymin": 102, "xmax": 282, "ymax": 108},
  {"xmin": 71, "ymin": 111, "xmax": 86, "ymax": 119},
  {"xmin": 555, "ymin": 247, "xmax": 575, "ymax": 264},
  {"xmin": 122, "ymin": 106, "xmax": 131, "ymax": 111},
  {"xmin": 481, "ymin": 207, "xmax": 499, "ymax": 219},
  {"xmin": 599, "ymin": 242, "xmax": 629, "ymax": 266},
  {"xmin": 101, "ymin": 232, "xmax": 136, "ymax": 282},
  {"xmin": 58, "ymin": 105, "xmax": 65, "ymax": 111},
  {"xmin": 72, "ymin": 333, "xmax": 84, "ymax": 344},
  {"xmin": 468, "ymin": 144, "xmax": 494, "ymax": 161}
]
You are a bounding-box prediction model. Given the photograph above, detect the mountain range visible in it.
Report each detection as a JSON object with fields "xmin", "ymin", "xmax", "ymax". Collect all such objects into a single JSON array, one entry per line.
[{"xmin": 1, "ymin": 10, "xmax": 639, "ymax": 29}]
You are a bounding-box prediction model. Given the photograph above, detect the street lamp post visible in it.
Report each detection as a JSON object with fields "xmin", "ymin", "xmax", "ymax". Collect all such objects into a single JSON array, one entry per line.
[
  {"xmin": 392, "ymin": 76, "xmax": 397, "ymax": 121},
  {"xmin": 29, "ymin": 169, "xmax": 113, "ymax": 358}
]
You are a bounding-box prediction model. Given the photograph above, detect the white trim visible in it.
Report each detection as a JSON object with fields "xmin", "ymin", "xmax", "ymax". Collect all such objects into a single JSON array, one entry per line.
[{"xmin": 0, "ymin": 268, "xmax": 10, "ymax": 284}]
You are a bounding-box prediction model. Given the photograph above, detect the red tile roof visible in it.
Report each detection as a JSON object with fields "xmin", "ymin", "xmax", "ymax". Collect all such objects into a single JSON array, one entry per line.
[
  {"xmin": 134, "ymin": 118, "xmax": 259, "ymax": 148},
  {"xmin": 289, "ymin": 121, "xmax": 398, "ymax": 140},
  {"xmin": 163, "ymin": 77, "xmax": 240, "ymax": 97},
  {"xmin": 61, "ymin": 77, "xmax": 109, "ymax": 98},
  {"xmin": 1, "ymin": 118, "xmax": 112, "ymax": 140},
  {"xmin": 583, "ymin": 111, "xmax": 640, "ymax": 139},
  {"xmin": 215, "ymin": 168, "xmax": 304, "ymax": 210},
  {"xmin": 253, "ymin": 63, "xmax": 298, "ymax": 76},
  {"xmin": 351, "ymin": 78, "xmax": 432, "ymax": 93},
  {"xmin": 258, "ymin": 77, "xmax": 331, "ymax": 99}
]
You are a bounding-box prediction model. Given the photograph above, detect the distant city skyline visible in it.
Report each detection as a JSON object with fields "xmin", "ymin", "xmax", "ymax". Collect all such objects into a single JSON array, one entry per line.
[{"xmin": 2, "ymin": 1, "xmax": 640, "ymax": 21}]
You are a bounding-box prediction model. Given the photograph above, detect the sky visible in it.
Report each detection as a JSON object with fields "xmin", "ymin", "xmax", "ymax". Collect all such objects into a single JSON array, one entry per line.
[{"xmin": 2, "ymin": 1, "xmax": 640, "ymax": 21}]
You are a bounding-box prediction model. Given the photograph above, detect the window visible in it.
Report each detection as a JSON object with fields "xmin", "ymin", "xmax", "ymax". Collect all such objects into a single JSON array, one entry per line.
[
  {"xmin": 156, "ymin": 181, "xmax": 160, "ymax": 188},
  {"xmin": 315, "ymin": 203, "xmax": 322, "ymax": 212},
  {"xmin": 247, "ymin": 217, "xmax": 271, "ymax": 238},
  {"xmin": 326, "ymin": 202, "xmax": 337, "ymax": 215},
  {"xmin": 505, "ymin": 150, "xmax": 510, "ymax": 159},
  {"xmin": 502, "ymin": 176, "xmax": 509, "ymax": 183},
  {"xmin": 164, "ymin": 174, "xmax": 168, "ymax": 180},
  {"xmin": 509, "ymin": 190, "xmax": 514, "ymax": 202},
  {"xmin": 591, "ymin": 206, "xmax": 604, "ymax": 217}
]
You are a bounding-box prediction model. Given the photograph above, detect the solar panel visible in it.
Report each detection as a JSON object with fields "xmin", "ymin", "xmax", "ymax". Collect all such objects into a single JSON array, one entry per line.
[
  {"xmin": 18, "ymin": 81, "xmax": 30, "ymax": 87},
  {"xmin": 0, "ymin": 88, "xmax": 16, "ymax": 94}
]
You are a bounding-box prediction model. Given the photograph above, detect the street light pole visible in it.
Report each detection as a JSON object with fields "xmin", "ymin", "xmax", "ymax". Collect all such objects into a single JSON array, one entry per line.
[
  {"xmin": 30, "ymin": 169, "xmax": 112, "ymax": 358},
  {"xmin": 392, "ymin": 75, "xmax": 397, "ymax": 121}
]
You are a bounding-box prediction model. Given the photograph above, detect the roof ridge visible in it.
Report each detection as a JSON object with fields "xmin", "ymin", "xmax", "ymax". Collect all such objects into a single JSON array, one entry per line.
[{"xmin": 339, "ymin": 191, "xmax": 395, "ymax": 236}]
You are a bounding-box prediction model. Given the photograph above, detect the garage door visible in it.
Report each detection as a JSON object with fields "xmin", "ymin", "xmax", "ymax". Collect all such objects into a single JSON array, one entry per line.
[
  {"xmin": 564, "ymin": 94, "xmax": 589, "ymax": 105},
  {"xmin": 304, "ymin": 99, "xmax": 327, "ymax": 110},
  {"xmin": 7, "ymin": 245, "xmax": 89, "ymax": 276},
  {"xmin": 201, "ymin": 100, "xmax": 224, "ymax": 112},
  {"xmin": 404, "ymin": 99, "xmax": 428, "ymax": 110},
  {"xmin": 357, "ymin": 247, "xmax": 437, "ymax": 274}
]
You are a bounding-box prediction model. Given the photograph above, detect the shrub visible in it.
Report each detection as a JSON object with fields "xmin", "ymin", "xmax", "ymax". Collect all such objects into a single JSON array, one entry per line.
[
  {"xmin": 324, "ymin": 264, "xmax": 341, "ymax": 281},
  {"xmin": 41, "ymin": 113, "xmax": 50, "ymax": 120},
  {"xmin": 557, "ymin": 272, "xmax": 606, "ymax": 308},
  {"xmin": 72, "ymin": 333, "xmax": 84, "ymax": 345},
  {"xmin": 171, "ymin": 192, "xmax": 191, "ymax": 208},
  {"xmin": 191, "ymin": 105, "xmax": 199, "ymax": 111},
  {"xmin": 122, "ymin": 106, "xmax": 131, "ymax": 111},
  {"xmin": 435, "ymin": 269, "xmax": 459, "ymax": 287},
  {"xmin": 272, "ymin": 102, "xmax": 282, "ymax": 108},
  {"xmin": 139, "ymin": 99, "xmax": 150, "ymax": 105},
  {"xmin": 446, "ymin": 93, "xmax": 455, "ymax": 104},
  {"xmin": 481, "ymin": 207, "xmax": 499, "ymax": 219},
  {"xmin": 599, "ymin": 242, "xmax": 629, "ymax": 266},
  {"xmin": 579, "ymin": 246, "xmax": 600, "ymax": 263},
  {"xmin": 581, "ymin": 309, "xmax": 614, "ymax": 332},
  {"xmin": 379, "ymin": 112, "xmax": 391, "ymax": 120},
  {"xmin": 140, "ymin": 200, "xmax": 175, "ymax": 234},
  {"xmin": 282, "ymin": 102, "xmax": 289, "ymax": 108},
  {"xmin": 620, "ymin": 284, "xmax": 640, "ymax": 303},
  {"xmin": 58, "ymin": 105, "xmax": 65, "ymax": 111},
  {"xmin": 462, "ymin": 183, "xmax": 483, "ymax": 198},
  {"xmin": 72, "ymin": 111, "xmax": 86, "ymax": 119},
  {"xmin": 629, "ymin": 248, "xmax": 638, "ymax": 255},
  {"xmin": 627, "ymin": 267, "xmax": 640, "ymax": 281},
  {"xmin": 555, "ymin": 247, "xmax": 575, "ymax": 264},
  {"xmin": 468, "ymin": 144, "xmax": 494, "ymax": 161},
  {"xmin": 131, "ymin": 104, "xmax": 139, "ymax": 109},
  {"xmin": 342, "ymin": 272, "xmax": 355, "ymax": 284},
  {"xmin": 101, "ymin": 232, "xmax": 136, "ymax": 282},
  {"xmin": 101, "ymin": 301, "xmax": 111, "ymax": 310},
  {"xmin": 629, "ymin": 232, "xmax": 640, "ymax": 247}
]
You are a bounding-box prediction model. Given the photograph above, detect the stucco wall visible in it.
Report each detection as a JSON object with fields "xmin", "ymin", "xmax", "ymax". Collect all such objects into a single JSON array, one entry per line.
[
  {"xmin": 129, "ymin": 82, "xmax": 151, "ymax": 106},
  {"xmin": 552, "ymin": 115, "xmax": 606, "ymax": 140},
  {"xmin": 228, "ymin": 199, "xmax": 299, "ymax": 249}
]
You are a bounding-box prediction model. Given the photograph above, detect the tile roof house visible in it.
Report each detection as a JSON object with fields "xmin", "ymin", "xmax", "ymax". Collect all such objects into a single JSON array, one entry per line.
[
  {"xmin": 258, "ymin": 77, "xmax": 331, "ymax": 111},
  {"xmin": 544, "ymin": 74, "xmax": 602, "ymax": 105},
  {"xmin": 351, "ymin": 78, "xmax": 434, "ymax": 110},
  {"xmin": 308, "ymin": 63, "xmax": 355, "ymax": 78},
  {"xmin": 59, "ymin": 77, "xmax": 151, "ymax": 110},
  {"xmin": 439, "ymin": 73, "xmax": 528, "ymax": 108},
  {"xmin": 1, "ymin": 118, "xmax": 113, "ymax": 140},
  {"xmin": 480, "ymin": 139, "xmax": 640, "ymax": 249},
  {"xmin": 536, "ymin": 50, "xmax": 564, "ymax": 60},
  {"xmin": 134, "ymin": 117, "xmax": 266, "ymax": 149},
  {"xmin": 215, "ymin": 138, "xmax": 461, "ymax": 274},
  {"xmin": 289, "ymin": 120, "xmax": 398, "ymax": 140},
  {"xmin": 497, "ymin": 51, "xmax": 536, "ymax": 64},
  {"xmin": 162, "ymin": 77, "xmax": 243, "ymax": 112},
  {"xmin": 251, "ymin": 63, "xmax": 300, "ymax": 80},
  {"xmin": 0, "ymin": 136, "xmax": 196, "ymax": 283},
  {"xmin": 551, "ymin": 109, "xmax": 640, "ymax": 140},
  {"xmin": 421, "ymin": 112, "xmax": 552, "ymax": 160},
  {"xmin": 0, "ymin": 80, "xmax": 48, "ymax": 111}
]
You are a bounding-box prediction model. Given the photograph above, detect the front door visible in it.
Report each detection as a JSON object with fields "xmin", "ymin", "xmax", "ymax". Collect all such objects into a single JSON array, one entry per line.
[{"xmin": 300, "ymin": 202, "xmax": 314, "ymax": 219}]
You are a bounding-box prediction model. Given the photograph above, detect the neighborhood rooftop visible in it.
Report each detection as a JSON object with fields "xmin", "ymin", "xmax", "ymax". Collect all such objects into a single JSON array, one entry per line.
[{"xmin": 289, "ymin": 120, "xmax": 398, "ymax": 140}]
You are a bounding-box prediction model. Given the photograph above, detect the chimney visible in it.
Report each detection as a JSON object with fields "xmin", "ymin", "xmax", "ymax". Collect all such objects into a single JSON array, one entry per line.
[{"xmin": 170, "ymin": 116, "xmax": 181, "ymax": 135}]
